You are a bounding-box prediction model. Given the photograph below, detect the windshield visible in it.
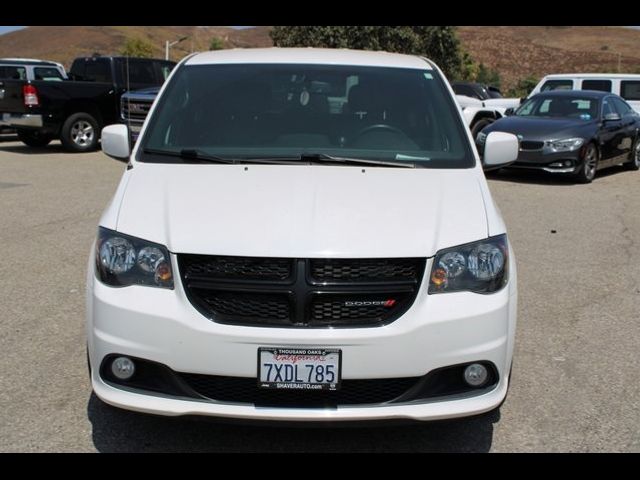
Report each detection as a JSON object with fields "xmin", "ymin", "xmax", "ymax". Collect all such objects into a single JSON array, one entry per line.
[
  {"xmin": 140, "ymin": 63, "xmax": 473, "ymax": 168},
  {"xmin": 516, "ymin": 95, "xmax": 599, "ymax": 120}
]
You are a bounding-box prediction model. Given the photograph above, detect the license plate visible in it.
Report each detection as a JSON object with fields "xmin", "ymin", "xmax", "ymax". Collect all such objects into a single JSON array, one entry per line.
[{"xmin": 258, "ymin": 348, "xmax": 341, "ymax": 391}]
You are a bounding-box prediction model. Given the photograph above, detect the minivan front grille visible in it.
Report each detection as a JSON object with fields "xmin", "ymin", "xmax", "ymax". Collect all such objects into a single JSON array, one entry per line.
[{"xmin": 178, "ymin": 255, "xmax": 426, "ymax": 328}]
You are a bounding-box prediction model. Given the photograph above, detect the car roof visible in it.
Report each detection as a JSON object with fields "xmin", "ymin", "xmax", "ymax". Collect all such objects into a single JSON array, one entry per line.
[
  {"xmin": 0, "ymin": 58, "xmax": 61, "ymax": 67},
  {"xmin": 185, "ymin": 48, "xmax": 433, "ymax": 70},
  {"xmin": 543, "ymin": 73, "xmax": 640, "ymax": 80},
  {"xmin": 534, "ymin": 89, "xmax": 611, "ymax": 99}
]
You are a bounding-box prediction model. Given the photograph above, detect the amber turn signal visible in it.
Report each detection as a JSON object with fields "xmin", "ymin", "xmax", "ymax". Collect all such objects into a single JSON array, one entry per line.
[{"xmin": 430, "ymin": 267, "xmax": 447, "ymax": 287}]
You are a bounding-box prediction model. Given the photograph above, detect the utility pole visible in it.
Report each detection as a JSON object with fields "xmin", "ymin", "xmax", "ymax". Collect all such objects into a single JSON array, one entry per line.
[{"xmin": 618, "ymin": 52, "xmax": 622, "ymax": 73}]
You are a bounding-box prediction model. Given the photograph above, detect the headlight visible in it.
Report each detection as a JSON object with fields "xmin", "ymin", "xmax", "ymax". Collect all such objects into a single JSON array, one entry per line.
[
  {"xmin": 95, "ymin": 227, "xmax": 173, "ymax": 289},
  {"xmin": 544, "ymin": 137, "xmax": 584, "ymax": 153},
  {"xmin": 476, "ymin": 132, "xmax": 487, "ymax": 145},
  {"xmin": 429, "ymin": 235, "xmax": 508, "ymax": 294}
]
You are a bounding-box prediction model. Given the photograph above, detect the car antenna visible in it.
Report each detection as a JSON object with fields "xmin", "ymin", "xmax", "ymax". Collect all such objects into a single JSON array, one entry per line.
[{"xmin": 126, "ymin": 55, "xmax": 132, "ymax": 137}]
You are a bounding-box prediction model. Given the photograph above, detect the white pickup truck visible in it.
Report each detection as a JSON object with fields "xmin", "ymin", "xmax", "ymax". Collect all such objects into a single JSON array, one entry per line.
[{"xmin": 456, "ymin": 94, "xmax": 520, "ymax": 137}]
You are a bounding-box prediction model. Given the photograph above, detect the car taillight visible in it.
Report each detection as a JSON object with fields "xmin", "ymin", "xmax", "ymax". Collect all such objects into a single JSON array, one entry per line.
[{"xmin": 23, "ymin": 84, "xmax": 39, "ymax": 107}]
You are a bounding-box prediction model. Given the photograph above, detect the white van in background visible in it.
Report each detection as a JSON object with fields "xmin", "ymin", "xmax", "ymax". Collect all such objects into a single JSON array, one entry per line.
[{"xmin": 529, "ymin": 74, "xmax": 640, "ymax": 113}]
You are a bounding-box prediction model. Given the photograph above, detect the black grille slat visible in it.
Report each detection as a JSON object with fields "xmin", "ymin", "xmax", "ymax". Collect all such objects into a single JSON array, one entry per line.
[
  {"xmin": 178, "ymin": 255, "xmax": 426, "ymax": 328},
  {"xmin": 181, "ymin": 255, "xmax": 293, "ymax": 282},
  {"xmin": 520, "ymin": 141, "xmax": 544, "ymax": 151},
  {"xmin": 199, "ymin": 291, "xmax": 290, "ymax": 320},
  {"xmin": 313, "ymin": 302, "xmax": 388, "ymax": 320},
  {"xmin": 310, "ymin": 258, "xmax": 420, "ymax": 284},
  {"xmin": 180, "ymin": 374, "xmax": 418, "ymax": 407}
]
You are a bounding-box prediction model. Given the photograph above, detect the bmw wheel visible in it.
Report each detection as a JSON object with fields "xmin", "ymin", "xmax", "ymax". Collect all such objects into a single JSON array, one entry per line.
[
  {"xmin": 575, "ymin": 143, "xmax": 598, "ymax": 184},
  {"xmin": 625, "ymin": 138, "xmax": 640, "ymax": 171}
]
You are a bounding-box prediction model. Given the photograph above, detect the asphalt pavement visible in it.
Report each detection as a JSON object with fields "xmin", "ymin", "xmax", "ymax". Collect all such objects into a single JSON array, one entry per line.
[{"xmin": 1, "ymin": 136, "xmax": 638, "ymax": 452}]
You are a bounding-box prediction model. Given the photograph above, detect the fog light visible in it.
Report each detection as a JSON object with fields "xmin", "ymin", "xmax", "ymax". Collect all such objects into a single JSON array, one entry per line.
[
  {"xmin": 111, "ymin": 356, "xmax": 135, "ymax": 380},
  {"xmin": 564, "ymin": 160, "xmax": 572, "ymax": 167},
  {"xmin": 463, "ymin": 363, "xmax": 488, "ymax": 387}
]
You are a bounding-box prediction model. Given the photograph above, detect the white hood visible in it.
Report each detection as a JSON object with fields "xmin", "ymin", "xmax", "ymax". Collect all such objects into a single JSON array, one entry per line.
[{"xmin": 114, "ymin": 164, "xmax": 489, "ymax": 258}]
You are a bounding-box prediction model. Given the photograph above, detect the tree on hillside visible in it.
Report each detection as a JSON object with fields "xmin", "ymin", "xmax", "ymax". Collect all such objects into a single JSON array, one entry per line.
[
  {"xmin": 476, "ymin": 63, "xmax": 501, "ymax": 89},
  {"xmin": 506, "ymin": 75, "xmax": 538, "ymax": 98},
  {"xmin": 210, "ymin": 37, "xmax": 225, "ymax": 51},
  {"xmin": 270, "ymin": 26, "xmax": 465, "ymax": 78},
  {"xmin": 120, "ymin": 37, "xmax": 154, "ymax": 58}
]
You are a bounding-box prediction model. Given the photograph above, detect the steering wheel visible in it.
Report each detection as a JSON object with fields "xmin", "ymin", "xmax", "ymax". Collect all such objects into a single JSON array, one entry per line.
[{"xmin": 354, "ymin": 124, "xmax": 405, "ymax": 139}]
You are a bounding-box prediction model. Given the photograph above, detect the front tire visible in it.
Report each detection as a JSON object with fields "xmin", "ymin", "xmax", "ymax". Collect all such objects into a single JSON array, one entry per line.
[
  {"xmin": 60, "ymin": 112, "xmax": 99, "ymax": 152},
  {"xmin": 17, "ymin": 129, "xmax": 52, "ymax": 148},
  {"xmin": 625, "ymin": 138, "xmax": 640, "ymax": 171},
  {"xmin": 471, "ymin": 118, "xmax": 494, "ymax": 139},
  {"xmin": 574, "ymin": 143, "xmax": 598, "ymax": 184}
]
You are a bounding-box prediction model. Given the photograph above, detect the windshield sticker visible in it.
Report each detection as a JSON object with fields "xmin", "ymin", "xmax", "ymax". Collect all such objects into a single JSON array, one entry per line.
[{"xmin": 423, "ymin": 73, "xmax": 433, "ymax": 80}]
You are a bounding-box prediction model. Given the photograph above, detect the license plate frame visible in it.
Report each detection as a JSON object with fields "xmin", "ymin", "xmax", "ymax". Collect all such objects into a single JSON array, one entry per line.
[{"xmin": 257, "ymin": 347, "xmax": 342, "ymax": 391}]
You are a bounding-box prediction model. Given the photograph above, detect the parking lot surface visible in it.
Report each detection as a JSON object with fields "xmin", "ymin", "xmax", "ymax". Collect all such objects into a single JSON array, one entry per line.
[{"xmin": 1, "ymin": 137, "xmax": 638, "ymax": 452}]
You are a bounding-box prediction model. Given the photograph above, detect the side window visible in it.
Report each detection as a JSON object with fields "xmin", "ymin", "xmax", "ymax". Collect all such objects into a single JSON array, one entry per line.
[
  {"xmin": 538, "ymin": 99, "xmax": 552, "ymax": 114},
  {"xmin": 83, "ymin": 60, "xmax": 111, "ymax": 82},
  {"xmin": 454, "ymin": 85, "xmax": 478, "ymax": 99},
  {"xmin": 540, "ymin": 80, "xmax": 573, "ymax": 92},
  {"xmin": 602, "ymin": 98, "xmax": 616, "ymax": 117},
  {"xmin": 34, "ymin": 67, "xmax": 64, "ymax": 81},
  {"xmin": 620, "ymin": 81, "xmax": 640, "ymax": 101},
  {"xmin": 0, "ymin": 66, "xmax": 27, "ymax": 80},
  {"xmin": 611, "ymin": 97, "xmax": 633, "ymax": 116},
  {"xmin": 582, "ymin": 79, "xmax": 612, "ymax": 93},
  {"xmin": 126, "ymin": 60, "xmax": 157, "ymax": 88},
  {"xmin": 156, "ymin": 62, "xmax": 175, "ymax": 82}
]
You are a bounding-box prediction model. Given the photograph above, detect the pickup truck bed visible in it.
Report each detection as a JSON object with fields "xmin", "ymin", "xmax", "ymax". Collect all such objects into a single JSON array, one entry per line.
[{"xmin": 0, "ymin": 56, "xmax": 175, "ymax": 151}]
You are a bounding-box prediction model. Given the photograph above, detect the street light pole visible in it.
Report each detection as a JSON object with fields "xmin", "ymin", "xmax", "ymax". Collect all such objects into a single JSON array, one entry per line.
[{"xmin": 165, "ymin": 36, "xmax": 189, "ymax": 61}]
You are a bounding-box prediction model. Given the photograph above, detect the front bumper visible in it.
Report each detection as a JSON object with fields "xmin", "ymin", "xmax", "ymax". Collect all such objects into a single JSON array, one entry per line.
[
  {"xmin": 1, "ymin": 113, "xmax": 43, "ymax": 128},
  {"xmin": 87, "ymin": 255, "xmax": 517, "ymax": 422},
  {"xmin": 511, "ymin": 148, "xmax": 582, "ymax": 173}
]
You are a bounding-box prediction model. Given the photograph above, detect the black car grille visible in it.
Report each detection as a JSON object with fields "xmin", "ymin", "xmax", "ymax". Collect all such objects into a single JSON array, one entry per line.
[
  {"xmin": 178, "ymin": 255, "xmax": 426, "ymax": 328},
  {"xmin": 520, "ymin": 140, "xmax": 544, "ymax": 151},
  {"xmin": 120, "ymin": 98, "xmax": 153, "ymax": 122},
  {"xmin": 179, "ymin": 373, "xmax": 418, "ymax": 407}
]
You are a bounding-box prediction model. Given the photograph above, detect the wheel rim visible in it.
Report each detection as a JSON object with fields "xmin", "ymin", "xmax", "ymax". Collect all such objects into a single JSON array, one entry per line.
[
  {"xmin": 70, "ymin": 120, "xmax": 94, "ymax": 147},
  {"xmin": 634, "ymin": 141, "xmax": 640, "ymax": 167},
  {"xmin": 584, "ymin": 145, "xmax": 597, "ymax": 180}
]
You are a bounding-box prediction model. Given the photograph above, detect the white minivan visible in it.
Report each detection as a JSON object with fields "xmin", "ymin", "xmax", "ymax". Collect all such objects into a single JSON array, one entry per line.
[
  {"xmin": 88, "ymin": 48, "xmax": 519, "ymax": 423},
  {"xmin": 529, "ymin": 73, "xmax": 640, "ymax": 113}
]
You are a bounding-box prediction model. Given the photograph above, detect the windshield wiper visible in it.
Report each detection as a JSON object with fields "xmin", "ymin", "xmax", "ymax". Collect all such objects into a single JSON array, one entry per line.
[
  {"xmin": 298, "ymin": 153, "xmax": 416, "ymax": 168},
  {"xmin": 243, "ymin": 153, "xmax": 417, "ymax": 168},
  {"xmin": 143, "ymin": 148, "xmax": 237, "ymax": 164},
  {"xmin": 143, "ymin": 149, "xmax": 416, "ymax": 168}
]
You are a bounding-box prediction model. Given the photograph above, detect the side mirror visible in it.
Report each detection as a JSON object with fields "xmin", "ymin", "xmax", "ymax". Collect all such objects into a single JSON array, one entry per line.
[
  {"xmin": 603, "ymin": 112, "xmax": 621, "ymax": 122},
  {"xmin": 504, "ymin": 107, "xmax": 515, "ymax": 116},
  {"xmin": 483, "ymin": 131, "xmax": 519, "ymax": 170},
  {"xmin": 101, "ymin": 124, "xmax": 130, "ymax": 162}
]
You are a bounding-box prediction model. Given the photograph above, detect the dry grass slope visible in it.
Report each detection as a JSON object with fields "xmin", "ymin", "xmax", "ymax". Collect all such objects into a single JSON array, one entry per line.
[
  {"xmin": 1, "ymin": 26, "xmax": 638, "ymax": 91},
  {"xmin": 0, "ymin": 26, "xmax": 273, "ymax": 66}
]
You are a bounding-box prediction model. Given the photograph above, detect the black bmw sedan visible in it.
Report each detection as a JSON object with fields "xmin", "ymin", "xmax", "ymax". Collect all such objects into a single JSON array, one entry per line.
[{"xmin": 476, "ymin": 90, "xmax": 640, "ymax": 183}]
